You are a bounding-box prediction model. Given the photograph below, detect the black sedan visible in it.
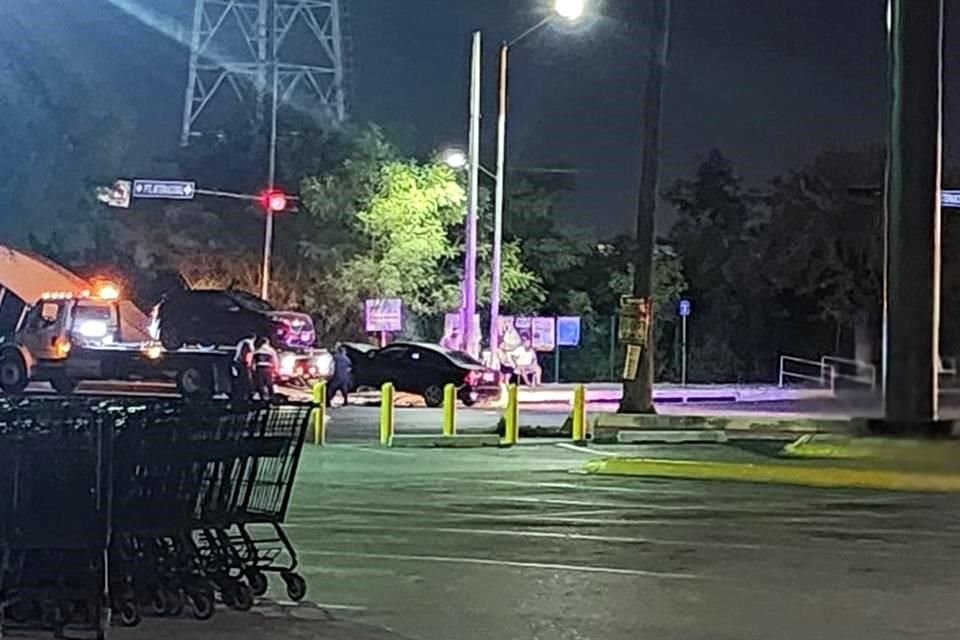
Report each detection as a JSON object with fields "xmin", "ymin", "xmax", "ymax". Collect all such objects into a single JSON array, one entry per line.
[{"xmin": 342, "ymin": 342, "xmax": 500, "ymax": 407}]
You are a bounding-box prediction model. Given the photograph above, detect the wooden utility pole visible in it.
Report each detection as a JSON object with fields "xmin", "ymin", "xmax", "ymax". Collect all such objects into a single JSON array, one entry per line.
[
  {"xmin": 882, "ymin": 0, "xmax": 943, "ymax": 430},
  {"xmin": 620, "ymin": 0, "xmax": 671, "ymax": 414}
]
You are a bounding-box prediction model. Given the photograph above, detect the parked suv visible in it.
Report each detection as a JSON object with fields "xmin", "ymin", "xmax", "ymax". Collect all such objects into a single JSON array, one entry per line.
[{"xmin": 152, "ymin": 289, "xmax": 316, "ymax": 351}]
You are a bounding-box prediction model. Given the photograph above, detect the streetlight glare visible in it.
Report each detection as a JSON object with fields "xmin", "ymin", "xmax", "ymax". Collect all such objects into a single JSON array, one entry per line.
[
  {"xmin": 442, "ymin": 148, "xmax": 468, "ymax": 169},
  {"xmin": 554, "ymin": 0, "xmax": 585, "ymax": 20}
]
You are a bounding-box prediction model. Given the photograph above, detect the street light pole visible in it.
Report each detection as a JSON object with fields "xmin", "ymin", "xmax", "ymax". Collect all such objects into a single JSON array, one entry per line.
[
  {"xmin": 260, "ymin": 2, "xmax": 280, "ymax": 301},
  {"xmin": 489, "ymin": 1, "xmax": 583, "ymax": 367},
  {"xmin": 462, "ymin": 30, "xmax": 482, "ymax": 356},
  {"xmin": 619, "ymin": 0, "xmax": 671, "ymax": 414},
  {"xmin": 489, "ymin": 42, "xmax": 509, "ymax": 368}
]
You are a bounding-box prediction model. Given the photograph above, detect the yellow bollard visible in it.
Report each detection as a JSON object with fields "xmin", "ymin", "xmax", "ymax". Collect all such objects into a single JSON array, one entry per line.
[
  {"xmin": 572, "ymin": 384, "xmax": 587, "ymax": 443},
  {"xmin": 312, "ymin": 381, "xmax": 327, "ymax": 446},
  {"xmin": 443, "ymin": 384, "xmax": 457, "ymax": 437},
  {"xmin": 503, "ymin": 384, "xmax": 519, "ymax": 446},
  {"xmin": 380, "ymin": 382, "xmax": 395, "ymax": 446}
]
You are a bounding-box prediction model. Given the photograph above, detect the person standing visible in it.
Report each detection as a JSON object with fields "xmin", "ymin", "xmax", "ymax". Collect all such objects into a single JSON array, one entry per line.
[
  {"xmin": 327, "ymin": 346, "xmax": 353, "ymax": 407},
  {"xmin": 251, "ymin": 336, "xmax": 279, "ymax": 401},
  {"xmin": 232, "ymin": 334, "xmax": 256, "ymax": 400}
]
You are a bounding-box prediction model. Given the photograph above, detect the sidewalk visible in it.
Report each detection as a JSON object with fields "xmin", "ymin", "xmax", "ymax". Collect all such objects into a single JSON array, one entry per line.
[
  {"xmin": 520, "ymin": 382, "xmax": 833, "ymax": 404},
  {"xmin": 342, "ymin": 382, "xmax": 835, "ymax": 408}
]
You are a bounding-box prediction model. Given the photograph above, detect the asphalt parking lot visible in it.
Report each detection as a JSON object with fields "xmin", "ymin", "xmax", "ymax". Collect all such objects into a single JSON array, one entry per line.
[{"xmin": 233, "ymin": 443, "xmax": 960, "ymax": 640}]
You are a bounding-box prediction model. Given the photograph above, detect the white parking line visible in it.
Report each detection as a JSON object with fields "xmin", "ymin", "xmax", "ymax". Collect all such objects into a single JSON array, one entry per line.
[
  {"xmin": 331, "ymin": 445, "xmax": 417, "ymax": 456},
  {"xmin": 301, "ymin": 550, "xmax": 704, "ymax": 580},
  {"xmin": 554, "ymin": 442, "xmax": 626, "ymax": 457},
  {"xmin": 271, "ymin": 599, "xmax": 369, "ymax": 611},
  {"xmin": 472, "ymin": 478, "xmax": 704, "ymax": 496},
  {"xmin": 291, "ymin": 522, "xmax": 771, "ymax": 550}
]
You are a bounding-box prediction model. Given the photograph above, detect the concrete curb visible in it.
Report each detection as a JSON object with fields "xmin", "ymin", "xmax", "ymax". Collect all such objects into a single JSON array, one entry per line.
[
  {"xmin": 615, "ymin": 430, "xmax": 727, "ymax": 444},
  {"xmin": 582, "ymin": 457, "xmax": 960, "ymax": 492},
  {"xmin": 591, "ymin": 413, "xmax": 867, "ymax": 444},
  {"xmin": 390, "ymin": 434, "xmax": 503, "ymax": 448}
]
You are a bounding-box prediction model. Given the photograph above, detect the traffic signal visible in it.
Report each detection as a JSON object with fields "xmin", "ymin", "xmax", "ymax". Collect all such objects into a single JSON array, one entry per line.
[{"xmin": 261, "ymin": 189, "xmax": 288, "ymax": 213}]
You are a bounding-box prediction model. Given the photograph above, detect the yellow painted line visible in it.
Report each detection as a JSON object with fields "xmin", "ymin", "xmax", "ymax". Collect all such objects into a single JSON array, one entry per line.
[
  {"xmin": 583, "ymin": 457, "xmax": 960, "ymax": 493},
  {"xmin": 780, "ymin": 435, "xmax": 871, "ymax": 460},
  {"xmin": 782, "ymin": 435, "xmax": 960, "ymax": 467}
]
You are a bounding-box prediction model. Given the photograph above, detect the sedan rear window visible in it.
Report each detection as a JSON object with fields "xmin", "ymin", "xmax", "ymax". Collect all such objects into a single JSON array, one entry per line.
[{"xmin": 445, "ymin": 350, "xmax": 483, "ymax": 367}]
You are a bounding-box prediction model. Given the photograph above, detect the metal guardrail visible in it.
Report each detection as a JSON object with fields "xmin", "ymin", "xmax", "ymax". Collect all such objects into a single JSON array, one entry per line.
[
  {"xmin": 778, "ymin": 355, "xmax": 835, "ymax": 393},
  {"xmin": 940, "ymin": 356, "xmax": 957, "ymax": 379},
  {"xmin": 782, "ymin": 354, "xmax": 960, "ymax": 391},
  {"xmin": 820, "ymin": 356, "xmax": 877, "ymax": 391}
]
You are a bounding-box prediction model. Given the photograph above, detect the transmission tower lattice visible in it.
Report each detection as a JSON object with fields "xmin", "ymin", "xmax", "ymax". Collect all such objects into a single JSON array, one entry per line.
[{"xmin": 180, "ymin": 0, "xmax": 348, "ymax": 145}]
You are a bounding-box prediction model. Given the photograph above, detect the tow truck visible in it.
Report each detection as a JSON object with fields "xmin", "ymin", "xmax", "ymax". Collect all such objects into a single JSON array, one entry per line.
[{"xmin": 0, "ymin": 282, "xmax": 234, "ymax": 398}]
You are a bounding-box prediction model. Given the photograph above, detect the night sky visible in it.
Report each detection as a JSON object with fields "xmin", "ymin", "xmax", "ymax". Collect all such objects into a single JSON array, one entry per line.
[{"xmin": 3, "ymin": 0, "xmax": 959, "ymax": 236}]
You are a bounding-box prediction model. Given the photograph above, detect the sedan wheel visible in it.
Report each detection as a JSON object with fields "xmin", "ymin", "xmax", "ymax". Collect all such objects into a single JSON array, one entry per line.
[{"xmin": 423, "ymin": 384, "xmax": 445, "ymax": 408}]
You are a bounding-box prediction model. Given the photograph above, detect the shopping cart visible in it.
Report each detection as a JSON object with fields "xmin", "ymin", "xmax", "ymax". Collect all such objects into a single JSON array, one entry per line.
[
  {"xmin": 0, "ymin": 396, "xmax": 315, "ymax": 636},
  {"xmin": 0, "ymin": 396, "xmax": 113, "ymax": 637},
  {"xmin": 192, "ymin": 403, "xmax": 312, "ymax": 602}
]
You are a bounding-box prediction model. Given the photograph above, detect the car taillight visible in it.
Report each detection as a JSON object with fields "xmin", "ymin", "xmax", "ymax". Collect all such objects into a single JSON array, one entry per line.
[{"xmin": 465, "ymin": 370, "xmax": 481, "ymax": 386}]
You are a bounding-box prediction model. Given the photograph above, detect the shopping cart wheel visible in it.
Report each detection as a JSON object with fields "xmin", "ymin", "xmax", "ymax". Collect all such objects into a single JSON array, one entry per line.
[
  {"xmin": 246, "ymin": 570, "xmax": 269, "ymax": 597},
  {"xmin": 189, "ymin": 591, "xmax": 215, "ymax": 621},
  {"xmin": 282, "ymin": 573, "xmax": 307, "ymax": 602},
  {"xmin": 230, "ymin": 584, "xmax": 254, "ymax": 612},
  {"xmin": 117, "ymin": 600, "xmax": 141, "ymax": 627},
  {"xmin": 9, "ymin": 598, "xmax": 37, "ymax": 623},
  {"xmin": 149, "ymin": 589, "xmax": 169, "ymax": 616},
  {"xmin": 164, "ymin": 589, "xmax": 185, "ymax": 617}
]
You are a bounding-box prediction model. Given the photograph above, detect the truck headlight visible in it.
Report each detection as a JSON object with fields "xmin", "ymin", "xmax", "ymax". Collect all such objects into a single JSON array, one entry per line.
[{"xmin": 78, "ymin": 320, "xmax": 108, "ymax": 339}]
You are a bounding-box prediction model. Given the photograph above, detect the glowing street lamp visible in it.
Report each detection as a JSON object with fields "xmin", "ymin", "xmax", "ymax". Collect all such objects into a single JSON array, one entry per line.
[
  {"xmin": 554, "ymin": 0, "xmax": 586, "ymax": 21},
  {"xmin": 442, "ymin": 148, "xmax": 468, "ymax": 170}
]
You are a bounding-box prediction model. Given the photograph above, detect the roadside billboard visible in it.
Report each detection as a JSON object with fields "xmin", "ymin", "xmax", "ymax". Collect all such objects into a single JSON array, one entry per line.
[{"xmin": 364, "ymin": 298, "xmax": 403, "ymax": 333}]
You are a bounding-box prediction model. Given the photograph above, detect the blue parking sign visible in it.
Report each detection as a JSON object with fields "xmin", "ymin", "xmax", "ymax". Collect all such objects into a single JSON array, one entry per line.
[
  {"xmin": 557, "ymin": 316, "xmax": 581, "ymax": 347},
  {"xmin": 679, "ymin": 299, "xmax": 691, "ymax": 317}
]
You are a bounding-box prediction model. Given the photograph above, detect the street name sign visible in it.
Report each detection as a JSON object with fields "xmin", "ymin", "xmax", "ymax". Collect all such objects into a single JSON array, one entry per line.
[{"xmin": 133, "ymin": 179, "xmax": 196, "ymax": 200}]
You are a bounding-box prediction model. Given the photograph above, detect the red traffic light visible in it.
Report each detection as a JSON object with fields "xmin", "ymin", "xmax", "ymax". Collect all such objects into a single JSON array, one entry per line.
[{"xmin": 261, "ymin": 190, "xmax": 288, "ymax": 213}]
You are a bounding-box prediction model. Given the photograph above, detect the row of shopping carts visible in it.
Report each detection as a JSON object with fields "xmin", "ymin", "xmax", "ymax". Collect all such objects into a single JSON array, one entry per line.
[{"xmin": 0, "ymin": 395, "xmax": 314, "ymax": 637}]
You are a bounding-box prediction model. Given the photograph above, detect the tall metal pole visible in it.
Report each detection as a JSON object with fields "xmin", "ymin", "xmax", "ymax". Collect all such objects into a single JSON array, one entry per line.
[
  {"xmin": 462, "ymin": 31, "xmax": 482, "ymax": 356},
  {"xmin": 681, "ymin": 314, "xmax": 687, "ymax": 387},
  {"xmin": 260, "ymin": 0, "xmax": 280, "ymax": 301},
  {"xmin": 883, "ymin": 0, "xmax": 943, "ymax": 427},
  {"xmin": 180, "ymin": 0, "xmax": 205, "ymax": 147},
  {"xmin": 620, "ymin": 0, "xmax": 671, "ymax": 414},
  {"xmin": 489, "ymin": 42, "xmax": 509, "ymax": 368}
]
